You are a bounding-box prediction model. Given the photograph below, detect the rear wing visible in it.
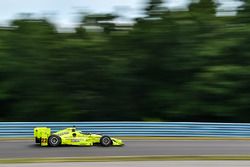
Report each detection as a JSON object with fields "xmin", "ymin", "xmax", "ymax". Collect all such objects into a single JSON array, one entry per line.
[
  {"xmin": 34, "ymin": 127, "xmax": 51, "ymax": 146},
  {"xmin": 34, "ymin": 127, "xmax": 51, "ymax": 138}
]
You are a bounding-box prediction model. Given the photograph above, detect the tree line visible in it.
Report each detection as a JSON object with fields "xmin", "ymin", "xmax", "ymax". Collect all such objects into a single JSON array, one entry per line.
[{"xmin": 0, "ymin": 0, "xmax": 250, "ymax": 122}]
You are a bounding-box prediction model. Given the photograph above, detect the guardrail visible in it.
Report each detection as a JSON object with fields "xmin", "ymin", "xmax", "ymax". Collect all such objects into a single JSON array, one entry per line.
[{"xmin": 1, "ymin": 122, "xmax": 250, "ymax": 137}]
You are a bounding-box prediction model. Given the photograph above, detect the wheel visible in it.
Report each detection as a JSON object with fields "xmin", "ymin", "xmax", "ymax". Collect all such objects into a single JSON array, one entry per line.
[
  {"xmin": 100, "ymin": 136, "xmax": 112, "ymax": 147},
  {"xmin": 35, "ymin": 137, "xmax": 41, "ymax": 143},
  {"xmin": 48, "ymin": 135, "xmax": 61, "ymax": 147}
]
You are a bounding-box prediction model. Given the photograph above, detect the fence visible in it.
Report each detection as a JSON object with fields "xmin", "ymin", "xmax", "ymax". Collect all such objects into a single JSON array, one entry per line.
[{"xmin": 1, "ymin": 122, "xmax": 250, "ymax": 137}]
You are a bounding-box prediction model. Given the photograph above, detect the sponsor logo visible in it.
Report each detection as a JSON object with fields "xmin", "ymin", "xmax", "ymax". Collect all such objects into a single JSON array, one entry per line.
[{"xmin": 57, "ymin": 132, "xmax": 69, "ymax": 136}]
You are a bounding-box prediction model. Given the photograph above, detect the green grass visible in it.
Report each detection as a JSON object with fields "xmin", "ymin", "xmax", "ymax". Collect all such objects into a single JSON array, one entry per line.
[{"xmin": 2, "ymin": 155, "xmax": 250, "ymax": 164}]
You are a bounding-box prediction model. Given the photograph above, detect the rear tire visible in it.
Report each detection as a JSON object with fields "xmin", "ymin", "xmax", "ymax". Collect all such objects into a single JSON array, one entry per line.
[
  {"xmin": 48, "ymin": 135, "xmax": 61, "ymax": 147},
  {"xmin": 100, "ymin": 136, "xmax": 112, "ymax": 147},
  {"xmin": 35, "ymin": 137, "xmax": 41, "ymax": 143}
]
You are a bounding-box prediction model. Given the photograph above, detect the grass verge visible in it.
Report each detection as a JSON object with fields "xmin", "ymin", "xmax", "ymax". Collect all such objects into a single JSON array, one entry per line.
[{"xmin": 2, "ymin": 155, "xmax": 250, "ymax": 164}]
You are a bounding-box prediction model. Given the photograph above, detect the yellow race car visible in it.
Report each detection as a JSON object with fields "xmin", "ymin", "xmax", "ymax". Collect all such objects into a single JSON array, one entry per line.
[{"xmin": 34, "ymin": 127, "xmax": 124, "ymax": 147}]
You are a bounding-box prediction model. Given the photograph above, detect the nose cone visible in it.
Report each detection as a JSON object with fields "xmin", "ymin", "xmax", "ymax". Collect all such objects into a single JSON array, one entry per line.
[{"xmin": 112, "ymin": 138, "xmax": 124, "ymax": 146}]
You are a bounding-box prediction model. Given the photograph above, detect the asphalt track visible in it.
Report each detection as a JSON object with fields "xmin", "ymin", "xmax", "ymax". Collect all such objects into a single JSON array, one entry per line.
[
  {"xmin": 1, "ymin": 139, "xmax": 250, "ymax": 159},
  {"xmin": 2, "ymin": 161, "xmax": 250, "ymax": 167}
]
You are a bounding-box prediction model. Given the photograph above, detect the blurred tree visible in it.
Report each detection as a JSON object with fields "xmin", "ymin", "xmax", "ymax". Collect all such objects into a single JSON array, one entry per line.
[
  {"xmin": 0, "ymin": 28, "xmax": 13, "ymax": 121},
  {"xmin": 145, "ymin": 0, "xmax": 164, "ymax": 18},
  {"xmin": 83, "ymin": 14, "xmax": 117, "ymax": 34},
  {"xmin": 0, "ymin": 0, "xmax": 250, "ymax": 122},
  {"xmin": 179, "ymin": 0, "xmax": 250, "ymax": 122}
]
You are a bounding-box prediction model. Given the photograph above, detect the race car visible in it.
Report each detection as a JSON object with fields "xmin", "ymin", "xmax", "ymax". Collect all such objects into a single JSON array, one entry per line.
[{"xmin": 34, "ymin": 127, "xmax": 124, "ymax": 147}]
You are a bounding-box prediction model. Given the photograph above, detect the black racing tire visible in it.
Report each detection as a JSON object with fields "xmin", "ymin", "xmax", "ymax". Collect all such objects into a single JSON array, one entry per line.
[
  {"xmin": 48, "ymin": 135, "xmax": 61, "ymax": 147},
  {"xmin": 35, "ymin": 137, "xmax": 41, "ymax": 143},
  {"xmin": 100, "ymin": 136, "xmax": 112, "ymax": 147}
]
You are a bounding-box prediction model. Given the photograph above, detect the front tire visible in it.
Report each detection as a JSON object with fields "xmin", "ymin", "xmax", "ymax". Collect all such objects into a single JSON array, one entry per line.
[
  {"xmin": 100, "ymin": 136, "xmax": 112, "ymax": 147},
  {"xmin": 48, "ymin": 135, "xmax": 61, "ymax": 147}
]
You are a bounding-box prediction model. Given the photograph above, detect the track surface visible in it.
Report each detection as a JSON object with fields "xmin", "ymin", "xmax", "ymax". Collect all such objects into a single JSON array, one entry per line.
[
  {"xmin": 2, "ymin": 161, "xmax": 250, "ymax": 167},
  {"xmin": 1, "ymin": 140, "xmax": 250, "ymax": 158}
]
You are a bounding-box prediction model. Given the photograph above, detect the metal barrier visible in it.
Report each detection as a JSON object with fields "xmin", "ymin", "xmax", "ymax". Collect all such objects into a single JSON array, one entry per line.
[{"xmin": 1, "ymin": 122, "xmax": 250, "ymax": 137}]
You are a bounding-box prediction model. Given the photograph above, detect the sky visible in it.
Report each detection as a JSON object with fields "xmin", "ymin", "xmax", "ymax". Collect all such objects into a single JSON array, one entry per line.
[{"xmin": 0, "ymin": 0, "xmax": 243, "ymax": 27}]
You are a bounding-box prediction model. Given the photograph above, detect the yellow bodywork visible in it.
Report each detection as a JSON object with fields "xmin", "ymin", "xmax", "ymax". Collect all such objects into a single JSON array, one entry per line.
[{"xmin": 34, "ymin": 127, "xmax": 124, "ymax": 147}]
